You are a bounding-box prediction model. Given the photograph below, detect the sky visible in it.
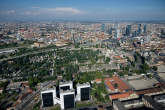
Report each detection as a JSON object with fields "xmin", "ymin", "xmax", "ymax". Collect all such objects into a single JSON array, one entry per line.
[{"xmin": 0, "ymin": 0, "xmax": 165, "ymax": 21}]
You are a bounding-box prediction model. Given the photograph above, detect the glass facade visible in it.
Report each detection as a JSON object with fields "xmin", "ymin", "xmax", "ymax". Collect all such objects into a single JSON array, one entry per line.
[
  {"xmin": 64, "ymin": 94, "xmax": 75, "ymax": 109},
  {"xmin": 42, "ymin": 92, "xmax": 54, "ymax": 107},
  {"xmin": 81, "ymin": 87, "xmax": 90, "ymax": 101}
]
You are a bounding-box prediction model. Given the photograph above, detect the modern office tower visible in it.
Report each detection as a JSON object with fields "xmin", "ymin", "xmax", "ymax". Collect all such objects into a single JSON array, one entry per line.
[
  {"xmin": 143, "ymin": 24, "xmax": 147, "ymax": 33},
  {"xmin": 71, "ymin": 30, "xmax": 76, "ymax": 44},
  {"xmin": 137, "ymin": 24, "xmax": 141, "ymax": 35},
  {"xmin": 125, "ymin": 25, "xmax": 131, "ymax": 36},
  {"xmin": 41, "ymin": 89, "xmax": 56, "ymax": 107},
  {"xmin": 108, "ymin": 27, "xmax": 113, "ymax": 35},
  {"xmin": 114, "ymin": 28, "xmax": 120, "ymax": 39},
  {"xmin": 60, "ymin": 90, "xmax": 75, "ymax": 109},
  {"xmin": 76, "ymin": 83, "xmax": 90, "ymax": 101},
  {"xmin": 114, "ymin": 24, "xmax": 120, "ymax": 39},
  {"xmin": 132, "ymin": 31, "xmax": 137, "ymax": 37},
  {"xmin": 59, "ymin": 81, "xmax": 73, "ymax": 91},
  {"xmin": 101, "ymin": 24, "xmax": 105, "ymax": 32},
  {"xmin": 41, "ymin": 81, "xmax": 90, "ymax": 109},
  {"xmin": 116, "ymin": 29, "xmax": 120, "ymax": 38}
]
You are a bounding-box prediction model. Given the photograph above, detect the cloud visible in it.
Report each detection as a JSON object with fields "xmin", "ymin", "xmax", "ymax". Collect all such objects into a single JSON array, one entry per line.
[
  {"xmin": 23, "ymin": 11, "xmax": 40, "ymax": 16},
  {"xmin": 0, "ymin": 7, "xmax": 85, "ymax": 19},
  {"xmin": 31, "ymin": 6, "xmax": 40, "ymax": 9},
  {"xmin": 22, "ymin": 7, "xmax": 84, "ymax": 16},
  {"xmin": 6, "ymin": 10, "xmax": 16, "ymax": 14},
  {"xmin": 0, "ymin": 10, "xmax": 16, "ymax": 15},
  {"xmin": 54, "ymin": 7, "xmax": 82, "ymax": 14}
]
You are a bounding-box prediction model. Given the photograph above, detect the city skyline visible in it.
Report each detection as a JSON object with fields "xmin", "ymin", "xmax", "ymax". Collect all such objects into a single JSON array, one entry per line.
[{"xmin": 0, "ymin": 0, "xmax": 165, "ymax": 21}]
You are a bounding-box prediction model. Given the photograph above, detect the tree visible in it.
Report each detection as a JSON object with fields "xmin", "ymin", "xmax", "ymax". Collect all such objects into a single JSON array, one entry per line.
[
  {"xmin": 105, "ymin": 57, "xmax": 110, "ymax": 64},
  {"xmin": 134, "ymin": 54, "xmax": 138, "ymax": 62},
  {"xmin": 28, "ymin": 76, "xmax": 39, "ymax": 89},
  {"xmin": 114, "ymin": 83, "xmax": 118, "ymax": 89},
  {"xmin": 152, "ymin": 66, "xmax": 157, "ymax": 71}
]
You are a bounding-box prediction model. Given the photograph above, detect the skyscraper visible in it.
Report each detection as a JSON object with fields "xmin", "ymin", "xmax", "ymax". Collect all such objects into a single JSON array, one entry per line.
[
  {"xmin": 138, "ymin": 24, "xmax": 141, "ymax": 35},
  {"xmin": 76, "ymin": 83, "xmax": 90, "ymax": 101},
  {"xmin": 60, "ymin": 90, "xmax": 75, "ymax": 109},
  {"xmin": 143, "ymin": 24, "xmax": 147, "ymax": 34},
  {"xmin": 41, "ymin": 81, "xmax": 91, "ymax": 109},
  {"xmin": 101, "ymin": 24, "xmax": 105, "ymax": 32},
  {"xmin": 108, "ymin": 27, "xmax": 113, "ymax": 35},
  {"xmin": 41, "ymin": 89, "xmax": 56, "ymax": 107},
  {"xmin": 125, "ymin": 25, "xmax": 131, "ymax": 36}
]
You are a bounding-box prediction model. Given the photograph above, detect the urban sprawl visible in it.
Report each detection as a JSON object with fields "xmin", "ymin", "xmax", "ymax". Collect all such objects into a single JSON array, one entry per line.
[{"xmin": 0, "ymin": 21, "xmax": 165, "ymax": 110}]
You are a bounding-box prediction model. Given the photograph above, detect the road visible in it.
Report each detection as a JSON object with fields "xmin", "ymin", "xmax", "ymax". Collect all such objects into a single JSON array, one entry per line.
[
  {"xmin": 0, "ymin": 45, "xmax": 30, "ymax": 52},
  {"xmin": 0, "ymin": 48, "xmax": 56, "ymax": 62},
  {"xmin": 0, "ymin": 46, "xmax": 102, "ymax": 62},
  {"xmin": 0, "ymin": 44, "xmax": 72, "ymax": 62}
]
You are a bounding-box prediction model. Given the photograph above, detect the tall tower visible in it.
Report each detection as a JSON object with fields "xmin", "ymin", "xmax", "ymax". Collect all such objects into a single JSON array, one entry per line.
[
  {"xmin": 125, "ymin": 25, "xmax": 131, "ymax": 36},
  {"xmin": 76, "ymin": 83, "xmax": 90, "ymax": 101},
  {"xmin": 116, "ymin": 29, "xmax": 120, "ymax": 38},
  {"xmin": 101, "ymin": 24, "xmax": 105, "ymax": 32},
  {"xmin": 138, "ymin": 24, "xmax": 141, "ymax": 35},
  {"xmin": 41, "ymin": 89, "xmax": 56, "ymax": 107},
  {"xmin": 60, "ymin": 90, "xmax": 75, "ymax": 109},
  {"xmin": 143, "ymin": 24, "xmax": 147, "ymax": 34}
]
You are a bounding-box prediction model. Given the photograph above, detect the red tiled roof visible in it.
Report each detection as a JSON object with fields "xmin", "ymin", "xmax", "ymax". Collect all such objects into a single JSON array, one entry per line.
[
  {"xmin": 95, "ymin": 78, "xmax": 102, "ymax": 83},
  {"xmin": 113, "ymin": 56, "xmax": 123, "ymax": 60},
  {"xmin": 104, "ymin": 75, "xmax": 129, "ymax": 92},
  {"xmin": 105, "ymin": 79, "xmax": 115, "ymax": 91},
  {"xmin": 109, "ymin": 91, "xmax": 134, "ymax": 100}
]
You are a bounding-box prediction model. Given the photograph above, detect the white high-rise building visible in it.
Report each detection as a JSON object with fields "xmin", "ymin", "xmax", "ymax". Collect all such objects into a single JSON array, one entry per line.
[
  {"xmin": 41, "ymin": 81, "xmax": 90, "ymax": 109},
  {"xmin": 60, "ymin": 90, "xmax": 75, "ymax": 109},
  {"xmin": 117, "ymin": 29, "xmax": 120, "ymax": 38},
  {"xmin": 59, "ymin": 81, "xmax": 73, "ymax": 90},
  {"xmin": 41, "ymin": 88, "xmax": 56, "ymax": 107},
  {"xmin": 76, "ymin": 83, "xmax": 90, "ymax": 101}
]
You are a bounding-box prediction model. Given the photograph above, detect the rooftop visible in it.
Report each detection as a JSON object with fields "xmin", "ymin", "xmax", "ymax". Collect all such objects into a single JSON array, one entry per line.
[
  {"xmin": 128, "ymin": 78, "xmax": 158, "ymax": 90},
  {"xmin": 113, "ymin": 100, "xmax": 127, "ymax": 110},
  {"xmin": 60, "ymin": 89, "xmax": 75, "ymax": 94},
  {"xmin": 77, "ymin": 82, "xmax": 90, "ymax": 87},
  {"xmin": 104, "ymin": 75, "xmax": 129, "ymax": 92},
  {"xmin": 59, "ymin": 81, "xmax": 72, "ymax": 85},
  {"xmin": 136, "ymin": 87, "xmax": 162, "ymax": 95},
  {"xmin": 110, "ymin": 91, "xmax": 135, "ymax": 100},
  {"xmin": 157, "ymin": 65, "xmax": 165, "ymax": 73},
  {"xmin": 158, "ymin": 73, "xmax": 165, "ymax": 81},
  {"xmin": 143, "ymin": 95, "xmax": 165, "ymax": 110}
]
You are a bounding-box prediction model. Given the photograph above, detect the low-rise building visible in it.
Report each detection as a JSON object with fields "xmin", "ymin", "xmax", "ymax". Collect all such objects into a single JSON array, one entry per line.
[{"xmin": 104, "ymin": 75, "xmax": 130, "ymax": 93}]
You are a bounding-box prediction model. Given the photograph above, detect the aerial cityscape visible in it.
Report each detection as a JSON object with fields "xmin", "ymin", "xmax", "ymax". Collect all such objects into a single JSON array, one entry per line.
[{"xmin": 0, "ymin": 0, "xmax": 165, "ymax": 110}]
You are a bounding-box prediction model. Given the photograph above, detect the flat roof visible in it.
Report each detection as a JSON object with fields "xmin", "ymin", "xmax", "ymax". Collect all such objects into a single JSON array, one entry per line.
[
  {"xmin": 158, "ymin": 73, "xmax": 165, "ymax": 81},
  {"xmin": 113, "ymin": 100, "xmax": 127, "ymax": 110},
  {"xmin": 136, "ymin": 87, "xmax": 162, "ymax": 95},
  {"xmin": 77, "ymin": 82, "xmax": 90, "ymax": 87},
  {"xmin": 60, "ymin": 89, "xmax": 75, "ymax": 94},
  {"xmin": 128, "ymin": 78, "xmax": 158, "ymax": 90},
  {"xmin": 59, "ymin": 81, "xmax": 72, "ymax": 85}
]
